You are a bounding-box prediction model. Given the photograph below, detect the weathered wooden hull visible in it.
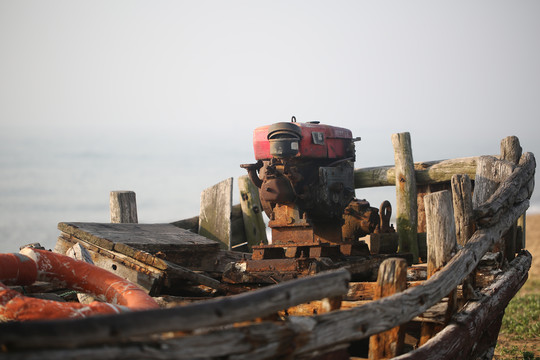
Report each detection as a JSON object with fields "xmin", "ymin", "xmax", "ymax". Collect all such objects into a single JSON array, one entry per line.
[{"xmin": 0, "ymin": 251, "xmax": 530, "ymax": 360}]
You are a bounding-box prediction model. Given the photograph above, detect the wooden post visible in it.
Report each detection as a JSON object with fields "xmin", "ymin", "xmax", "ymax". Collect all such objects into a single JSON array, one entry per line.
[
  {"xmin": 451, "ymin": 174, "xmax": 476, "ymax": 301},
  {"xmin": 424, "ymin": 190, "xmax": 457, "ymax": 277},
  {"xmin": 472, "ymin": 156, "xmax": 515, "ymax": 208},
  {"xmin": 451, "ymin": 174, "xmax": 475, "ymax": 247},
  {"xmin": 391, "ymin": 132, "xmax": 419, "ymax": 263},
  {"xmin": 500, "ymin": 136, "xmax": 523, "ymax": 260},
  {"xmin": 199, "ymin": 178, "xmax": 233, "ymax": 249},
  {"xmin": 110, "ymin": 191, "xmax": 138, "ymax": 223},
  {"xmin": 238, "ymin": 175, "xmax": 267, "ymax": 250},
  {"xmin": 368, "ymin": 258, "xmax": 407, "ymax": 359},
  {"xmin": 420, "ymin": 190, "xmax": 458, "ymax": 346},
  {"xmin": 472, "ymin": 156, "xmax": 515, "ymax": 258}
]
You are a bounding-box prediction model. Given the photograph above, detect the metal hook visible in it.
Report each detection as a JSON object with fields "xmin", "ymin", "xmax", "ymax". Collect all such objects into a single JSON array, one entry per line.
[{"xmin": 291, "ymin": 116, "xmax": 296, "ymax": 123}]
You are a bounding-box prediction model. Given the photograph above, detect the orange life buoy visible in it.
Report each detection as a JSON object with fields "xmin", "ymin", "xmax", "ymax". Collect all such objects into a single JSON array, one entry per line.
[{"xmin": 0, "ymin": 247, "xmax": 159, "ymax": 321}]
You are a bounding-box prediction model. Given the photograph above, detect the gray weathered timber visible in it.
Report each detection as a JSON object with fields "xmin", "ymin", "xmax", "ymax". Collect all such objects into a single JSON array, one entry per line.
[
  {"xmin": 199, "ymin": 178, "xmax": 233, "ymax": 249},
  {"xmin": 472, "ymin": 156, "xmax": 515, "ymax": 209},
  {"xmin": 238, "ymin": 175, "xmax": 267, "ymax": 249},
  {"xmin": 474, "ymin": 152, "xmax": 535, "ymax": 227},
  {"xmin": 421, "ymin": 190, "xmax": 458, "ymax": 344},
  {"xmin": 451, "ymin": 174, "xmax": 475, "ymax": 247},
  {"xmin": 500, "ymin": 136, "xmax": 522, "ymax": 165},
  {"xmin": 109, "ymin": 191, "xmax": 138, "ymax": 223},
  {"xmin": 424, "ymin": 191, "xmax": 457, "ymax": 277},
  {"xmin": 392, "ymin": 251, "xmax": 531, "ymax": 360},
  {"xmin": 450, "ymin": 174, "xmax": 477, "ymax": 300},
  {"xmin": 392, "ymin": 132, "xmax": 419, "ymax": 262},
  {"xmin": 0, "ymin": 268, "xmax": 351, "ymax": 351},
  {"xmin": 368, "ymin": 258, "xmax": 407, "ymax": 359},
  {"xmin": 58, "ymin": 222, "xmax": 220, "ymax": 270},
  {"xmin": 500, "ymin": 137, "xmax": 523, "ymax": 262},
  {"xmin": 354, "ymin": 156, "xmax": 479, "ymax": 188}
]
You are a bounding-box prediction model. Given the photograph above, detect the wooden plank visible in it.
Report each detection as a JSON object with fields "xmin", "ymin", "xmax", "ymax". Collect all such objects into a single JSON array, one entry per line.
[
  {"xmin": 57, "ymin": 222, "xmax": 220, "ymax": 271},
  {"xmin": 58, "ymin": 222, "xmax": 115, "ymax": 250},
  {"xmin": 0, "ymin": 268, "xmax": 351, "ymax": 350},
  {"xmin": 199, "ymin": 177, "xmax": 233, "ymax": 249},
  {"xmin": 354, "ymin": 156, "xmax": 479, "ymax": 188},
  {"xmin": 392, "ymin": 132, "xmax": 419, "ymax": 262},
  {"xmin": 109, "ymin": 190, "xmax": 138, "ymax": 223},
  {"xmin": 369, "ymin": 258, "xmax": 407, "ymax": 359},
  {"xmin": 238, "ymin": 175, "xmax": 267, "ymax": 249}
]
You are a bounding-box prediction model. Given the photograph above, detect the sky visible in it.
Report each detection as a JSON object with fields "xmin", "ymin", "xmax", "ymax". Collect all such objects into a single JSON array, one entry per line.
[{"xmin": 0, "ymin": 1, "xmax": 539, "ymax": 251}]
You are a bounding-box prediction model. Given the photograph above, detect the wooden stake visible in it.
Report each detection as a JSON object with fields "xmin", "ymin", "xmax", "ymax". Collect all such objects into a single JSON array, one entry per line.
[
  {"xmin": 500, "ymin": 136, "xmax": 523, "ymax": 261},
  {"xmin": 368, "ymin": 258, "xmax": 407, "ymax": 359},
  {"xmin": 420, "ymin": 190, "xmax": 458, "ymax": 345},
  {"xmin": 424, "ymin": 190, "xmax": 457, "ymax": 278},
  {"xmin": 451, "ymin": 174, "xmax": 475, "ymax": 247},
  {"xmin": 451, "ymin": 174, "xmax": 476, "ymax": 301},
  {"xmin": 391, "ymin": 132, "xmax": 419, "ymax": 262},
  {"xmin": 110, "ymin": 191, "xmax": 138, "ymax": 223}
]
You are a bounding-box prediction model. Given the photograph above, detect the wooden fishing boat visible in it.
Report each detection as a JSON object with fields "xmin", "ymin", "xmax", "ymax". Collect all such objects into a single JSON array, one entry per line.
[{"xmin": 0, "ymin": 131, "xmax": 534, "ymax": 360}]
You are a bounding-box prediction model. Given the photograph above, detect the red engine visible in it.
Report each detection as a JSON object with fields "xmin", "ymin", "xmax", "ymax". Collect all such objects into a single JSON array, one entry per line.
[
  {"xmin": 225, "ymin": 118, "xmax": 390, "ymax": 284},
  {"xmin": 242, "ymin": 118, "xmax": 370, "ymax": 252},
  {"xmin": 253, "ymin": 121, "xmax": 355, "ymax": 160}
]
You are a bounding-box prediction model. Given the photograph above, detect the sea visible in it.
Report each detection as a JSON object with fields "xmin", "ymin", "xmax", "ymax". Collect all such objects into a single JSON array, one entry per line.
[{"xmin": 1, "ymin": 125, "xmax": 538, "ymax": 254}]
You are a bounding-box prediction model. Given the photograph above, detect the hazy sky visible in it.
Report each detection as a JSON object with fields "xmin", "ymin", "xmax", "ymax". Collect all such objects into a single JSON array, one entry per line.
[{"xmin": 1, "ymin": 1, "xmax": 539, "ymax": 228}]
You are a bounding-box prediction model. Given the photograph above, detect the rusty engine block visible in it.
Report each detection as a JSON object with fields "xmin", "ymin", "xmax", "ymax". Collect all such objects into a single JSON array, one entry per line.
[{"xmin": 224, "ymin": 118, "xmax": 394, "ymax": 284}]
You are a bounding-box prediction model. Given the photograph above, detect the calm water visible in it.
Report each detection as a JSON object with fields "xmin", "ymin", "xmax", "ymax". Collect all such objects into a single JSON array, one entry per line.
[
  {"xmin": 0, "ymin": 125, "xmax": 251, "ymax": 253},
  {"xmin": 1, "ymin": 125, "xmax": 537, "ymax": 254}
]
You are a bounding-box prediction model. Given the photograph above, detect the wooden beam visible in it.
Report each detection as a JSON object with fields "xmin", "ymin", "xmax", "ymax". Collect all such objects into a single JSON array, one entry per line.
[
  {"xmin": 354, "ymin": 156, "xmax": 479, "ymax": 188},
  {"xmin": 392, "ymin": 132, "xmax": 419, "ymax": 262},
  {"xmin": 0, "ymin": 268, "xmax": 351, "ymax": 350},
  {"xmin": 110, "ymin": 191, "xmax": 138, "ymax": 223},
  {"xmin": 199, "ymin": 178, "xmax": 233, "ymax": 249}
]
